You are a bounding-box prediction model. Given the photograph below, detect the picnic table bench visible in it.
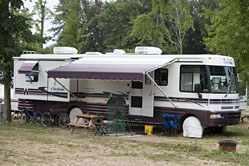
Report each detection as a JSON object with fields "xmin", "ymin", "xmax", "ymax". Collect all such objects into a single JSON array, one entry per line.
[{"xmin": 68, "ymin": 114, "xmax": 105, "ymax": 134}]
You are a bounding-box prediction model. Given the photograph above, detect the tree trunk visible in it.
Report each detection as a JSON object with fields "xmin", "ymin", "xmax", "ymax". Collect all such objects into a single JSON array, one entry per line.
[
  {"xmin": 3, "ymin": 84, "xmax": 11, "ymax": 123},
  {"xmin": 40, "ymin": 0, "xmax": 45, "ymax": 49},
  {"xmin": 155, "ymin": 9, "xmax": 160, "ymax": 47}
]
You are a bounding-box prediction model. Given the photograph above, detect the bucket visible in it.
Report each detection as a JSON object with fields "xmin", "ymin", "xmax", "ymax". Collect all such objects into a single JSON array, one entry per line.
[
  {"xmin": 218, "ymin": 140, "xmax": 237, "ymax": 152},
  {"xmin": 144, "ymin": 125, "xmax": 153, "ymax": 135}
]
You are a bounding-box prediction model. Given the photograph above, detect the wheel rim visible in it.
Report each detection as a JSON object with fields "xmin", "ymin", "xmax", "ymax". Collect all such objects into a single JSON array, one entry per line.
[
  {"xmin": 58, "ymin": 114, "xmax": 70, "ymax": 128},
  {"xmin": 34, "ymin": 112, "xmax": 42, "ymax": 125},
  {"xmin": 42, "ymin": 113, "xmax": 52, "ymax": 126}
]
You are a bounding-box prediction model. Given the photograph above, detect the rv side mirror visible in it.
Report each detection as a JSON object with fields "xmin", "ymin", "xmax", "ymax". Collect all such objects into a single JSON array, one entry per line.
[
  {"xmin": 194, "ymin": 84, "xmax": 201, "ymax": 93},
  {"xmin": 194, "ymin": 83, "xmax": 202, "ymax": 98}
]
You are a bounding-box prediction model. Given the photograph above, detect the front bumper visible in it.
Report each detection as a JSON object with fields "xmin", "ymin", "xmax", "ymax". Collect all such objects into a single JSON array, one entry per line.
[{"xmin": 207, "ymin": 111, "xmax": 241, "ymax": 127}]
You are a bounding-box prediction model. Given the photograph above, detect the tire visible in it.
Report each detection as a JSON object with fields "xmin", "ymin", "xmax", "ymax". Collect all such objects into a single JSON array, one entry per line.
[
  {"xmin": 69, "ymin": 107, "xmax": 84, "ymax": 124},
  {"xmin": 182, "ymin": 116, "xmax": 203, "ymax": 138},
  {"xmin": 42, "ymin": 113, "xmax": 52, "ymax": 127},
  {"xmin": 58, "ymin": 113, "xmax": 70, "ymax": 128},
  {"xmin": 34, "ymin": 112, "xmax": 43, "ymax": 125},
  {"xmin": 17, "ymin": 112, "xmax": 26, "ymax": 124}
]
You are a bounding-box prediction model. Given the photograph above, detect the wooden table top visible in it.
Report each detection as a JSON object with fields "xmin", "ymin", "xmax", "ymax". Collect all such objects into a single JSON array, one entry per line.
[{"xmin": 76, "ymin": 114, "xmax": 104, "ymax": 119}]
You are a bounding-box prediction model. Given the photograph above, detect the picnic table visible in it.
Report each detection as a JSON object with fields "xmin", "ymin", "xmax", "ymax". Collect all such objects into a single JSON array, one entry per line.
[{"xmin": 68, "ymin": 114, "xmax": 105, "ymax": 134}]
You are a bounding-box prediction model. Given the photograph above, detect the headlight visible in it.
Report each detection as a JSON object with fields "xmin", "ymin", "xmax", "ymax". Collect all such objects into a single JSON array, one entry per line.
[{"xmin": 210, "ymin": 114, "xmax": 222, "ymax": 119}]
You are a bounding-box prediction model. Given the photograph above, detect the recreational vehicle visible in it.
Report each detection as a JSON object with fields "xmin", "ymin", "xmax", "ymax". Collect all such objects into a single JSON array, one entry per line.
[
  {"xmin": 0, "ymin": 84, "xmax": 18, "ymax": 111},
  {"xmin": 13, "ymin": 47, "xmax": 241, "ymax": 136}
]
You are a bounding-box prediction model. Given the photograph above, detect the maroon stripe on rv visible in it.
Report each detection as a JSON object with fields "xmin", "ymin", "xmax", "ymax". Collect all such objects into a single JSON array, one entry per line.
[{"xmin": 18, "ymin": 62, "xmax": 38, "ymax": 74}]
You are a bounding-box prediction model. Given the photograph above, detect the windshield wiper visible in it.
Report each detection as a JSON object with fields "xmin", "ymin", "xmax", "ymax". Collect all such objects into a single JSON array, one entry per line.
[{"xmin": 224, "ymin": 67, "xmax": 232, "ymax": 97}]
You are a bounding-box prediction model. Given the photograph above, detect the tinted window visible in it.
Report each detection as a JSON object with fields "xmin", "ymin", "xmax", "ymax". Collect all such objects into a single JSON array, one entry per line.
[
  {"xmin": 180, "ymin": 65, "xmax": 208, "ymax": 92},
  {"xmin": 155, "ymin": 68, "xmax": 168, "ymax": 86},
  {"xmin": 131, "ymin": 96, "xmax": 142, "ymax": 108},
  {"xmin": 132, "ymin": 81, "xmax": 143, "ymax": 89},
  {"xmin": 25, "ymin": 64, "xmax": 39, "ymax": 82}
]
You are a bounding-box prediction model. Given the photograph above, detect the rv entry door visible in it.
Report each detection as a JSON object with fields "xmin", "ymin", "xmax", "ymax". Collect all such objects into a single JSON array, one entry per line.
[
  {"xmin": 129, "ymin": 72, "xmax": 154, "ymax": 117},
  {"xmin": 142, "ymin": 72, "xmax": 154, "ymax": 117},
  {"xmin": 129, "ymin": 81, "xmax": 143, "ymax": 116}
]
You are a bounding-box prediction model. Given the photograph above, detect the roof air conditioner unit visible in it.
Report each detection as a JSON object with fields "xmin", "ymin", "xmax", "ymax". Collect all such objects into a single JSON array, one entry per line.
[
  {"xmin": 53, "ymin": 47, "xmax": 78, "ymax": 54},
  {"xmin": 135, "ymin": 46, "xmax": 162, "ymax": 55}
]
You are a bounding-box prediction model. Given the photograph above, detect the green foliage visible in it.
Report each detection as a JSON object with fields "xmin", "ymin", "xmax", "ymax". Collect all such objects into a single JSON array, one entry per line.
[
  {"xmin": 32, "ymin": 0, "xmax": 53, "ymax": 48},
  {"xmin": 97, "ymin": 0, "xmax": 144, "ymax": 52},
  {"xmin": 55, "ymin": 0, "xmax": 102, "ymax": 53},
  {"xmin": 0, "ymin": 0, "xmax": 34, "ymax": 122},
  {"xmin": 204, "ymin": 0, "xmax": 249, "ymax": 85},
  {"xmin": 0, "ymin": 0, "xmax": 33, "ymax": 85},
  {"xmin": 131, "ymin": 14, "xmax": 155, "ymax": 45},
  {"xmin": 131, "ymin": 0, "xmax": 194, "ymax": 54},
  {"xmin": 58, "ymin": 0, "xmax": 89, "ymax": 52},
  {"xmin": 164, "ymin": 0, "xmax": 194, "ymax": 54}
]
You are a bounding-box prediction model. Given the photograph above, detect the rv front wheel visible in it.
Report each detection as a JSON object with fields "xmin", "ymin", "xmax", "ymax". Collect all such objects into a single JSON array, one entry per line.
[
  {"xmin": 182, "ymin": 116, "xmax": 203, "ymax": 138},
  {"xmin": 69, "ymin": 107, "xmax": 84, "ymax": 124}
]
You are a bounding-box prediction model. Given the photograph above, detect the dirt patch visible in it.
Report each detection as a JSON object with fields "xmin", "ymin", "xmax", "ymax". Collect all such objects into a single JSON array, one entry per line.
[
  {"xmin": 1, "ymin": 123, "xmax": 249, "ymax": 166},
  {"xmin": 0, "ymin": 130, "xmax": 231, "ymax": 166}
]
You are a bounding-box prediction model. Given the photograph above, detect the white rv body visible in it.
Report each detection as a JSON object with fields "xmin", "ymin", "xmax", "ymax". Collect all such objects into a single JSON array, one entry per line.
[
  {"xmin": 13, "ymin": 47, "xmax": 241, "ymax": 131},
  {"xmin": 0, "ymin": 84, "xmax": 18, "ymax": 111},
  {"xmin": 13, "ymin": 54, "xmax": 84, "ymax": 103}
]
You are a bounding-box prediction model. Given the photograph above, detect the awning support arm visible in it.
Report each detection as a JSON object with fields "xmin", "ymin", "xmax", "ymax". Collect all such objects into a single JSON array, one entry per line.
[
  {"xmin": 145, "ymin": 73, "xmax": 176, "ymax": 108},
  {"xmin": 53, "ymin": 78, "xmax": 78, "ymax": 101}
]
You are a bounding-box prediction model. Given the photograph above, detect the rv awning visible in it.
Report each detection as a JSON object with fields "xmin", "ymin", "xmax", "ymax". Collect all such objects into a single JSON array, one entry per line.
[
  {"xmin": 18, "ymin": 61, "xmax": 38, "ymax": 74},
  {"xmin": 47, "ymin": 57, "xmax": 175, "ymax": 81}
]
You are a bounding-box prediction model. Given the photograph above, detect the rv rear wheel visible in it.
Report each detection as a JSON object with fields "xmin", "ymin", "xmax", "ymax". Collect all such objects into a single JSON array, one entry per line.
[
  {"xmin": 69, "ymin": 107, "xmax": 84, "ymax": 124},
  {"xmin": 182, "ymin": 116, "xmax": 203, "ymax": 138}
]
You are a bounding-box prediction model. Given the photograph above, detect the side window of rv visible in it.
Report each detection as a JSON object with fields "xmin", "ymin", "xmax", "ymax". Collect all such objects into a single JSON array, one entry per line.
[
  {"xmin": 25, "ymin": 64, "xmax": 39, "ymax": 82},
  {"xmin": 180, "ymin": 65, "xmax": 208, "ymax": 92},
  {"xmin": 155, "ymin": 69, "xmax": 168, "ymax": 86}
]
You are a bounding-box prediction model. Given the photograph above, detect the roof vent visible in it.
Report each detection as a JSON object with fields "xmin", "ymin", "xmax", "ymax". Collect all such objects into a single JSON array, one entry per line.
[
  {"xmin": 23, "ymin": 50, "xmax": 36, "ymax": 54},
  {"xmin": 113, "ymin": 49, "xmax": 126, "ymax": 55},
  {"xmin": 85, "ymin": 52, "xmax": 102, "ymax": 55},
  {"xmin": 135, "ymin": 46, "xmax": 162, "ymax": 55},
  {"xmin": 53, "ymin": 47, "xmax": 78, "ymax": 54}
]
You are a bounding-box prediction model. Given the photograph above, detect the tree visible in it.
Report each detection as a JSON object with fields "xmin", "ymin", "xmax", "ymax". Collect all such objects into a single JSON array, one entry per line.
[
  {"xmin": 131, "ymin": 0, "xmax": 167, "ymax": 50},
  {"xmin": 0, "ymin": 0, "xmax": 33, "ymax": 122},
  {"xmin": 131, "ymin": 0, "xmax": 193, "ymax": 54},
  {"xmin": 204, "ymin": 0, "xmax": 249, "ymax": 85},
  {"xmin": 58, "ymin": 0, "xmax": 88, "ymax": 52},
  {"xmin": 98, "ymin": 0, "xmax": 145, "ymax": 52},
  {"xmin": 54, "ymin": 0, "xmax": 101, "ymax": 53},
  {"xmin": 33, "ymin": 0, "xmax": 52, "ymax": 49},
  {"xmin": 164, "ymin": 0, "xmax": 194, "ymax": 54},
  {"xmin": 183, "ymin": 0, "xmax": 222, "ymax": 54}
]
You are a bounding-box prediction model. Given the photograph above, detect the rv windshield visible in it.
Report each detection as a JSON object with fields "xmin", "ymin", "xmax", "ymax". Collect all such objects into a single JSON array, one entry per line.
[{"xmin": 209, "ymin": 66, "xmax": 238, "ymax": 93}]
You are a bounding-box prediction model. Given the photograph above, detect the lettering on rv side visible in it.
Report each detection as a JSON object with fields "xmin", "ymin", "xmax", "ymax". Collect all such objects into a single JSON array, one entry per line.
[{"xmin": 50, "ymin": 87, "xmax": 65, "ymax": 91}]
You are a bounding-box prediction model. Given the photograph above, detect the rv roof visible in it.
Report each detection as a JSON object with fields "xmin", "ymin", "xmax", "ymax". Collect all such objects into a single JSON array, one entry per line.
[
  {"xmin": 79, "ymin": 54, "xmax": 235, "ymax": 67},
  {"xmin": 13, "ymin": 54, "xmax": 84, "ymax": 60},
  {"xmin": 13, "ymin": 53, "xmax": 235, "ymax": 67}
]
